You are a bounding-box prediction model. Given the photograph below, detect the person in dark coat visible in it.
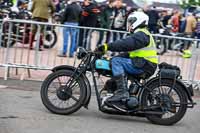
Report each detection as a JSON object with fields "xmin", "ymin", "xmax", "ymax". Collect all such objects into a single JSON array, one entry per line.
[
  {"xmin": 112, "ymin": 0, "xmax": 126, "ymax": 41},
  {"xmin": 97, "ymin": 0, "xmax": 116, "ymax": 45},
  {"xmin": 146, "ymin": 6, "xmax": 159, "ymax": 33},
  {"xmin": 58, "ymin": 0, "xmax": 82, "ymax": 57},
  {"xmin": 78, "ymin": 0, "xmax": 100, "ymax": 50}
]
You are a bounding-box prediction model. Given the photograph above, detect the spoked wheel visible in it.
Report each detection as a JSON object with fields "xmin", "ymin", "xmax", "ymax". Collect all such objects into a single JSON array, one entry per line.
[
  {"xmin": 142, "ymin": 79, "xmax": 187, "ymax": 125},
  {"xmin": 43, "ymin": 30, "xmax": 57, "ymax": 49},
  {"xmin": 40, "ymin": 70, "xmax": 86, "ymax": 115}
]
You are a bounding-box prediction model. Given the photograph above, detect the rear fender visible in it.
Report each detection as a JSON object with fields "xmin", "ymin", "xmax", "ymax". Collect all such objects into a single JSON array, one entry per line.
[
  {"xmin": 52, "ymin": 65, "xmax": 91, "ymax": 109},
  {"xmin": 144, "ymin": 77, "xmax": 194, "ymax": 102}
]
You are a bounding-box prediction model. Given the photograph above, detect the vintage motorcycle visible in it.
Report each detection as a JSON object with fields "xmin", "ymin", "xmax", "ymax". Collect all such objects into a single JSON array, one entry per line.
[{"xmin": 40, "ymin": 47, "xmax": 196, "ymax": 125}]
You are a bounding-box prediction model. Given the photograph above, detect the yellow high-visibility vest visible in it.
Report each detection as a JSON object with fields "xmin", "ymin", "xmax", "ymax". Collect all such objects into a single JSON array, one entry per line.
[{"xmin": 129, "ymin": 28, "xmax": 158, "ymax": 64}]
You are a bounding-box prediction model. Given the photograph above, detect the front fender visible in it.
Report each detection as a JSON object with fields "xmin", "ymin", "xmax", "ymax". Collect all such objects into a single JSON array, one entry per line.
[
  {"xmin": 52, "ymin": 65, "xmax": 91, "ymax": 109},
  {"xmin": 52, "ymin": 65, "xmax": 76, "ymax": 72}
]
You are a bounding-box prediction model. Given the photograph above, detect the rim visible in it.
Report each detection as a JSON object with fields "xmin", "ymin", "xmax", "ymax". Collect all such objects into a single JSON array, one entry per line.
[
  {"xmin": 47, "ymin": 75, "xmax": 81, "ymax": 110},
  {"xmin": 147, "ymin": 85, "xmax": 182, "ymax": 119}
]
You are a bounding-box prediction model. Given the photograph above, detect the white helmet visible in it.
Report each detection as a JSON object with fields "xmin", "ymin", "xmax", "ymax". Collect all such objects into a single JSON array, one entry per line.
[{"xmin": 127, "ymin": 11, "xmax": 149, "ymax": 32}]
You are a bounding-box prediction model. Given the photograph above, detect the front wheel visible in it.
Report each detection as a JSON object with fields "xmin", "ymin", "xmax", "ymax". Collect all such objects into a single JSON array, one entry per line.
[
  {"xmin": 141, "ymin": 79, "xmax": 187, "ymax": 125},
  {"xmin": 40, "ymin": 70, "xmax": 86, "ymax": 115}
]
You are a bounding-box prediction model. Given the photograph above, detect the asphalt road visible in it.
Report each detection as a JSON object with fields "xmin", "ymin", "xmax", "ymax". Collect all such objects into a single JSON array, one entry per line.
[{"xmin": 0, "ymin": 87, "xmax": 200, "ymax": 133}]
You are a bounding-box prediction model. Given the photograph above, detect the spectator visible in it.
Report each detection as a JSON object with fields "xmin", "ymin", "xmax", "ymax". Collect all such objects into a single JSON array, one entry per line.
[
  {"xmin": 78, "ymin": 0, "xmax": 100, "ymax": 50},
  {"xmin": 171, "ymin": 10, "xmax": 180, "ymax": 33},
  {"xmin": 29, "ymin": 0, "xmax": 55, "ymax": 50},
  {"xmin": 17, "ymin": 0, "xmax": 26, "ymax": 7},
  {"xmin": 112, "ymin": 0, "xmax": 126, "ymax": 41},
  {"xmin": 58, "ymin": 0, "xmax": 82, "ymax": 57},
  {"xmin": 146, "ymin": 6, "xmax": 159, "ymax": 33},
  {"xmin": 97, "ymin": 0, "xmax": 116, "ymax": 45},
  {"xmin": 185, "ymin": 12, "xmax": 197, "ymax": 35},
  {"xmin": 161, "ymin": 10, "xmax": 172, "ymax": 28},
  {"xmin": 196, "ymin": 14, "xmax": 200, "ymax": 47},
  {"xmin": 53, "ymin": 0, "xmax": 60, "ymax": 12},
  {"xmin": 182, "ymin": 13, "xmax": 197, "ymax": 56},
  {"xmin": 0, "ymin": 0, "xmax": 12, "ymax": 5},
  {"xmin": 179, "ymin": 13, "xmax": 186, "ymax": 33}
]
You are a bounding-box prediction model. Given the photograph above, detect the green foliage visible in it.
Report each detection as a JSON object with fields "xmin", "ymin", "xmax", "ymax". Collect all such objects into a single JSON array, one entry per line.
[{"xmin": 180, "ymin": 0, "xmax": 200, "ymax": 9}]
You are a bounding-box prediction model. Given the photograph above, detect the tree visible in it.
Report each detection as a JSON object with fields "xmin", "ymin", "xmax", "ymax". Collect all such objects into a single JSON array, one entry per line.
[{"xmin": 180, "ymin": 0, "xmax": 200, "ymax": 9}]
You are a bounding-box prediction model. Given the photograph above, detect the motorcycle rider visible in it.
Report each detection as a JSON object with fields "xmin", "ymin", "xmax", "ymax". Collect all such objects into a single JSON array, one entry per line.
[{"xmin": 96, "ymin": 11, "xmax": 158, "ymax": 103}]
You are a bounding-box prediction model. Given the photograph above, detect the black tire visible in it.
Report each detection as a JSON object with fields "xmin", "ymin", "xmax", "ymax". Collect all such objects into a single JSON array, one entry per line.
[
  {"xmin": 141, "ymin": 79, "xmax": 187, "ymax": 125},
  {"xmin": 43, "ymin": 30, "xmax": 57, "ymax": 49},
  {"xmin": 40, "ymin": 70, "xmax": 87, "ymax": 115}
]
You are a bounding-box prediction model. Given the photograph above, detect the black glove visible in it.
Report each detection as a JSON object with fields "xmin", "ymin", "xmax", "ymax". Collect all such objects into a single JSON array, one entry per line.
[{"xmin": 95, "ymin": 44, "xmax": 108, "ymax": 53}]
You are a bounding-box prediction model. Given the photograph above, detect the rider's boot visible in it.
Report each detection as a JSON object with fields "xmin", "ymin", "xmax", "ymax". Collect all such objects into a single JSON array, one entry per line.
[
  {"xmin": 108, "ymin": 74, "xmax": 129, "ymax": 102},
  {"xmin": 29, "ymin": 33, "xmax": 35, "ymax": 50}
]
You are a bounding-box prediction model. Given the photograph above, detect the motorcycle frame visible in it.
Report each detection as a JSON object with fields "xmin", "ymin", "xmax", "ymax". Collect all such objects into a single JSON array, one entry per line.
[
  {"xmin": 59, "ymin": 52, "xmax": 162, "ymax": 115},
  {"xmin": 53, "ymin": 51, "xmax": 196, "ymax": 116},
  {"xmin": 58, "ymin": 52, "xmax": 145, "ymax": 112}
]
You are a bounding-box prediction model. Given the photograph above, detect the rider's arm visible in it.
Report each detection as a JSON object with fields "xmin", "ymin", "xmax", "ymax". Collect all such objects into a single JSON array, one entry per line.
[{"xmin": 107, "ymin": 32, "xmax": 150, "ymax": 52}]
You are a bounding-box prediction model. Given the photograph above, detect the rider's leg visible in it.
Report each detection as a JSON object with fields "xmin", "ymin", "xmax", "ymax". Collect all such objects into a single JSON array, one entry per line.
[{"xmin": 108, "ymin": 57, "xmax": 144, "ymax": 102}]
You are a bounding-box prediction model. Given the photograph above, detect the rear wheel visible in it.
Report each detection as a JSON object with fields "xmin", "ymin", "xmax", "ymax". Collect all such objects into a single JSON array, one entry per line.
[
  {"xmin": 141, "ymin": 79, "xmax": 187, "ymax": 125},
  {"xmin": 40, "ymin": 70, "xmax": 86, "ymax": 115}
]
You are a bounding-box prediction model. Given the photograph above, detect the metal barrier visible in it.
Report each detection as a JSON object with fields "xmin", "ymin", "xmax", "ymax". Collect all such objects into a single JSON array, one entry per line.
[{"xmin": 0, "ymin": 19, "xmax": 199, "ymax": 89}]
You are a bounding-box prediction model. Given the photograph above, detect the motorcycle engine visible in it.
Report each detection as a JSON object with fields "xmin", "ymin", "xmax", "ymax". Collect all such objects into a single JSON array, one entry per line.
[
  {"xmin": 126, "ymin": 97, "xmax": 139, "ymax": 109},
  {"xmin": 103, "ymin": 79, "xmax": 117, "ymax": 93},
  {"xmin": 103, "ymin": 79, "xmax": 139, "ymax": 109}
]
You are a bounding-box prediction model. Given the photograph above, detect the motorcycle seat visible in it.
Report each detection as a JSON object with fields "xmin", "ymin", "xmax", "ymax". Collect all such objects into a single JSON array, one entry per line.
[{"xmin": 128, "ymin": 72, "xmax": 150, "ymax": 80}]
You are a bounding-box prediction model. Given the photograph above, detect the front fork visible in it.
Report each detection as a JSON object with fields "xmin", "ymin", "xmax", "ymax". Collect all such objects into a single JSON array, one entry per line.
[{"xmin": 91, "ymin": 71, "xmax": 103, "ymax": 110}]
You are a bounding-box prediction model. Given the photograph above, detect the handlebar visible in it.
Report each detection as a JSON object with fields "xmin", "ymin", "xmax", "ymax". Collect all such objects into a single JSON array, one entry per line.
[{"xmin": 76, "ymin": 47, "xmax": 104, "ymax": 59}]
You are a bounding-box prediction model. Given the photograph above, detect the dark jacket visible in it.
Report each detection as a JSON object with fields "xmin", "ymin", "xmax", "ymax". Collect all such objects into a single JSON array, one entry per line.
[
  {"xmin": 99, "ymin": 5, "xmax": 115, "ymax": 29},
  {"xmin": 108, "ymin": 31, "xmax": 157, "ymax": 77},
  {"xmin": 80, "ymin": 3, "xmax": 99, "ymax": 27},
  {"xmin": 146, "ymin": 10, "xmax": 159, "ymax": 25},
  {"xmin": 61, "ymin": 2, "xmax": 82, "ymax": 24},
  {"xmin": 108, "ymin": 31, "xmax": 149, "ymax": 52}
]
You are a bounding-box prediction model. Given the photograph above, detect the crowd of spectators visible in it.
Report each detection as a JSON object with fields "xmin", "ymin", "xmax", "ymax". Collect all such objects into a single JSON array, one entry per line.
[
  {"xmin": 1, "ymin": 0, "xmax": 200, "ymax": 57},
  {"xmin": 56, "ymin": 0, "xmax": 200, "ymax": 57}
]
